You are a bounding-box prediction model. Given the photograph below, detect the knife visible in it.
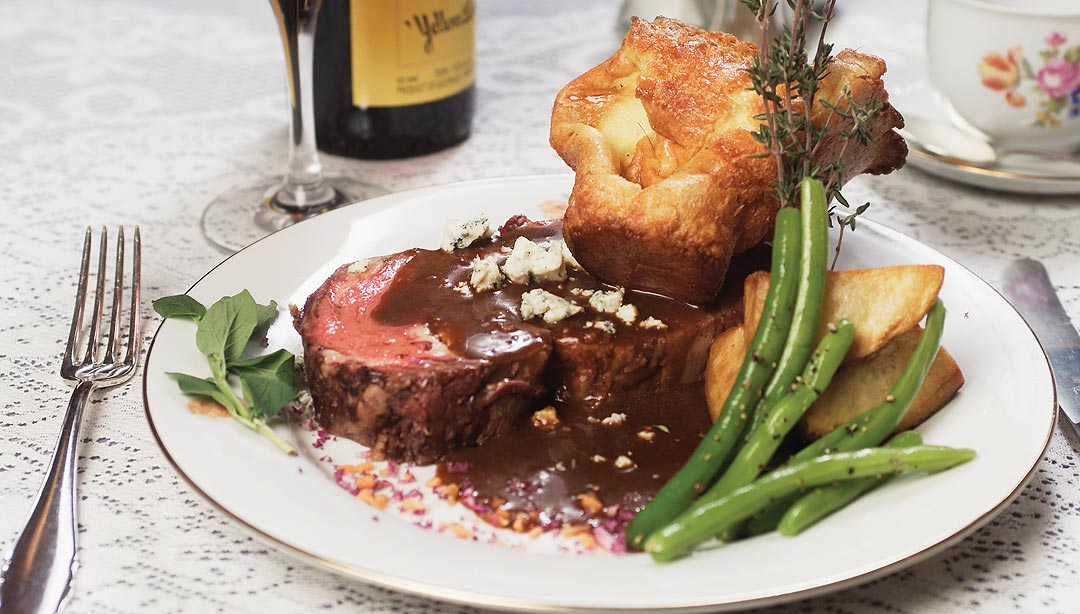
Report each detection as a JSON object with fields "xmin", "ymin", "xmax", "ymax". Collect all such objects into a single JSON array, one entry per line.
[{"xmin": 1002, "ymin": 258, "xmax": 1080, "ymax": 439}]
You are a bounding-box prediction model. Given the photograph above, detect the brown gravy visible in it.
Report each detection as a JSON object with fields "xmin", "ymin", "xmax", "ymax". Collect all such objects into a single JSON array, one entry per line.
[
  {"xmin": 436, "ymin": 383, "xmax": 712, "ymax": 537},
  {"xmin": 371, "ymin": 218, "xmax": 720, "ymax": 364},
  {"xmin": 364, "ymin": 216, "xmax": 766, "ymax": 542}
]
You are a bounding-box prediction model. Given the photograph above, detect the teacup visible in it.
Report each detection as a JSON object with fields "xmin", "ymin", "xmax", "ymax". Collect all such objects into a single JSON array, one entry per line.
[{"xmin": 927, "ymin": 0, "xmax": 1080, "ymax": 151}]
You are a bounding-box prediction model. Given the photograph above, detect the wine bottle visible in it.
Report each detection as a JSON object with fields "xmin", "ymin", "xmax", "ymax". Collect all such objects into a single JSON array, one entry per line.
[{"xmin": 313, "ymin": 0, "xmax": 476, "ymax": 159}]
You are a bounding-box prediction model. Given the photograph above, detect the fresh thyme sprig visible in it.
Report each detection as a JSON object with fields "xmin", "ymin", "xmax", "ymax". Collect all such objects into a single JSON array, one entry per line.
[
  {"xmin": 742, "ymin": 0, "xmax": 834, "ymax": 206},
  {"xmin": 741, "ymin": 0, "xmax": 881, "ymax": 264}
]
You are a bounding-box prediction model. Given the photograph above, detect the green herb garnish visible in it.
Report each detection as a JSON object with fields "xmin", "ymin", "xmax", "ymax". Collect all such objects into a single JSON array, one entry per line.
[
  {"xmin": 154, "ymin": 291, "xmax": 297, "ymax": 455},
  {"xmin": 741, "ymin": 0, "xmax": 879, "ymax": 266}
]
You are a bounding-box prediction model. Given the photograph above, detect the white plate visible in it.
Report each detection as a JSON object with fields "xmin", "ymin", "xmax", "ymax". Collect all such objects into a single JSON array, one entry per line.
[
  {"xmin": 888, "ymin": 61, "xmax": 1080, "ymax": 194},
  {"xmin": 144, "ymin": 175, "xmax": 1055, "ymax": 612}
]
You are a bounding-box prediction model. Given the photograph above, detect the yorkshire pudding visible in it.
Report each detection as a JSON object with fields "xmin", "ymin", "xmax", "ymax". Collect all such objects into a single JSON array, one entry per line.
[{"xmin": 550, "ymin": 17, "xmax": 906, "ymax": 303}]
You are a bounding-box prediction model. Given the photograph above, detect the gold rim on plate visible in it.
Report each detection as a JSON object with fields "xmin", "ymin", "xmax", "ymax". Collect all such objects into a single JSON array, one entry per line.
[{"xmin": 142, "ymin": 175, "xmax": 1057, "ymax": 612}]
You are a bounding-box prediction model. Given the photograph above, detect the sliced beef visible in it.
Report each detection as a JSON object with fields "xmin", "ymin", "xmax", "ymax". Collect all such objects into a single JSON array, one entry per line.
[
  {"xmin": 295, "ymin": 252, "xmax": 551, "ymax": 464},
  {"xmin": 294, "ymin": 218, "xmax": 754, "ymax": 464},
  {"xmin": 548, "ymin": 318, "xmax": 728, "ymax": 403}
]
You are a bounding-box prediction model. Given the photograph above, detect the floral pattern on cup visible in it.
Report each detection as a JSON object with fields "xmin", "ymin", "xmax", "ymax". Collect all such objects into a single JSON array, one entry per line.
[{"xmin": 978, "ymin": 32, "xmax": 1080, "ymax": 128}]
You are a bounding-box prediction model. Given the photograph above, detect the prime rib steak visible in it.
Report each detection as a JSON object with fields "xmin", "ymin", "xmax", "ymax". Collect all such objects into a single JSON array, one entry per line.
[{"xmin": 293, "ymin": 217, "xmax": 751, "ymax": 464}]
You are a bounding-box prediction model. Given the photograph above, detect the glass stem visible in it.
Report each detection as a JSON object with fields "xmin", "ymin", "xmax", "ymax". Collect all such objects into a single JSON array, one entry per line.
[{"xmin": 271, "ymin": 0, "xmax": 336, "ymax": 211}]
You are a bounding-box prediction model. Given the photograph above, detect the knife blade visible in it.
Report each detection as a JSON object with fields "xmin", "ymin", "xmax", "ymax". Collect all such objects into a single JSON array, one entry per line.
[{"xmin": 1002, "ymin": 258, "xmax": 1080, "ymax": 438}]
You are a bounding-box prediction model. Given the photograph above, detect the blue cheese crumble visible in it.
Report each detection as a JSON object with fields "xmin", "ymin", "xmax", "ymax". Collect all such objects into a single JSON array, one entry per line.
[
  {"xmin": 440, "ymin": 215, "xmax": 493, "ymax": 252},
  {"xmin": 519, "ymin": 289, "xmax": 583, "ymax": 323},
  {"xmin": 501, "ymin": 236, "xmax": 567, "ymax": 284},
  {"xmin": 469, "ymin": 255, "xmax": 504, "ymax": 292}
]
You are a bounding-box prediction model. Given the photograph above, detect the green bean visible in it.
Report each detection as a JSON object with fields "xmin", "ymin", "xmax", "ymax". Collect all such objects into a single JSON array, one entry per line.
[
  {"xmin": 791, "ymin": 299, "xmax": 946, "ymax": 463},
  {"xmin": 626, "ymin": 207, "xmax": 803, "ymax": 549},
  {"xmin": 777, "ymin": 431, "xmax": 923, "ymax": 536},
  {"xmin": 741, "ymin": 301, "xmax": 948, "ymax": 536},
  {"xmin": 719, "ymin": 180, "xmax": 829, "ymax": 541},
  {"xmin": 698, "ymin": 319, "xmax": 854, "ymax": 504},
  {"xmin": 743, "ymin": 501, "xmax": 785, "ymax": 537},
  {"xmin": 751, "ymin": 178, "xmax": 830, "ymax": 432},
  {"xmin": 644, "ymin": 445, "xmax": 976, "ymax": 562}
]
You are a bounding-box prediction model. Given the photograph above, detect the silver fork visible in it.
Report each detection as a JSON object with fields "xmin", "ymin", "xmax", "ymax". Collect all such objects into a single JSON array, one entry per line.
[{"xmin": 0, "ymin": 227, "xmax": 141, "ymax": 614}]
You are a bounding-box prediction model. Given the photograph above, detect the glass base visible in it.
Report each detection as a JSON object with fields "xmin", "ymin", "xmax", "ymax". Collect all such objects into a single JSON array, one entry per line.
[{"xmin": 201, "ymin": 176, "xmax": 388, "ymax": 254}]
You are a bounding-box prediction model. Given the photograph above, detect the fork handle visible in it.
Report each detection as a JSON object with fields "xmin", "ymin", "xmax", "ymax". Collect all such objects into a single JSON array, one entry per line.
[{"xmin": 1, "ymin": 381, "xmax": 94, "ymax": 614}]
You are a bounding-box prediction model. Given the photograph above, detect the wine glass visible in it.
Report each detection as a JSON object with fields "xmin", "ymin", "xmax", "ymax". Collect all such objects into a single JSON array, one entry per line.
[{"xmin": 201, "ymin": 0, "xmax": 386, "ymax": 254}]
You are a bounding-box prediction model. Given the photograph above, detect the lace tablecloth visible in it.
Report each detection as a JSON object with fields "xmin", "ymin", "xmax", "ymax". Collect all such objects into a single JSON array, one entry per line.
[{"xmin": 2, "ymin": 1, "xmax": 1078, "ymax": 612}]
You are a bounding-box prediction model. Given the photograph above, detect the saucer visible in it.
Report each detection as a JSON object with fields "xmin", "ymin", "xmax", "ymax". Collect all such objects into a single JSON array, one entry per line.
[{"xmin": 887, "ymin": 64, "xmax": 1080, "ymax": 194}]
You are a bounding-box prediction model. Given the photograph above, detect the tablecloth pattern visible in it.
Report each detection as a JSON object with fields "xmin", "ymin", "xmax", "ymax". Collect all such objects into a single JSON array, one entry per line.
[{"xmin": 1, "ymin": 1, "xmax": 1078, "ymax": 612}]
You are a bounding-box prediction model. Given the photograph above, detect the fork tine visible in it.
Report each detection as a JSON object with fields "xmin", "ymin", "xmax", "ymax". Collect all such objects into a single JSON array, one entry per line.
[
  {"xmin": 124, "ymin": 226, "xmax": 142, "ymax": 368},
  {"xmin": 104, "ymin": 227, "xmax": 126, "ymax": 363},
  {"xmin": 82, "ymin": 227, "xmax": 108, "ymax": 364},
  {"xmin": 63, "ymin": 228, "xmax": 93, "ymax": 367}
]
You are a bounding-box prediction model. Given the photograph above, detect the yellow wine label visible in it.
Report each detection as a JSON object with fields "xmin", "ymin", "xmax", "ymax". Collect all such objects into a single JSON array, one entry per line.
[{"xmin": 349, "ymin": 0, "xmax": 475, "ymax": 107}]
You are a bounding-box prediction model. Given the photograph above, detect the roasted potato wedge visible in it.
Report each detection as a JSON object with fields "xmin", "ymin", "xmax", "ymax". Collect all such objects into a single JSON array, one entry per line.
[
  {"xmin": 742, "ymin": 265, "xmax": 945, "ymax": 360},
  {"xmin": 707, "ymin": 264, "xmax": 960, "ymax": 429},
  {"xmin": 800, "ymin": 326, "xmax": 965, "ymax": 438},
  {"xmin": 705, "ymin": 325, "xmax": 746, "ymax": 422}
]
